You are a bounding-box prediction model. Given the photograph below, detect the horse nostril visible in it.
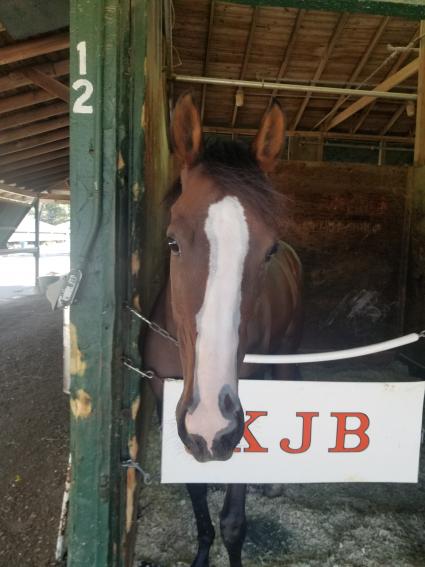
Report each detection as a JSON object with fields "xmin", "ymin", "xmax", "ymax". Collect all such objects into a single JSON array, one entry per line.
[{"xmin": 223, "ymin": 393, "xmax": 234, "ymax": 413}]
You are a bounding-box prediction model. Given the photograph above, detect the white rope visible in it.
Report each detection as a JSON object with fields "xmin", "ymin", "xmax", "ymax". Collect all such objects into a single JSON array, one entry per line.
[{"xmin": 244, "ymin": 332, "xmax": 424, "ymax": 365}]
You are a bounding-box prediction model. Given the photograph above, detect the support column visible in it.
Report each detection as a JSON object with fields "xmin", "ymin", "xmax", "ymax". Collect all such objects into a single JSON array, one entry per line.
[{"xmin": 34, "ymin": 195, "xmax": 40, "ymax": 287}]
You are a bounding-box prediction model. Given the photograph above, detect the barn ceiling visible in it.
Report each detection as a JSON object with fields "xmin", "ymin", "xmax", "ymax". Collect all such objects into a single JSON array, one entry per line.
[
  {"xmin": 0, "ymin": 0, "xmax": 422, "ymax": 204},
  {"xmin": 171, "ymin": 1, "xmax": 419, "ymax": 142}
]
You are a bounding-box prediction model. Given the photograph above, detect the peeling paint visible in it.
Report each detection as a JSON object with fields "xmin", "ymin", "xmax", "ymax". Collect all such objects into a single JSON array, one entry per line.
[
  {"xmin": 131, "ymin": 251, "xmax": 141, "ymax": 276},
  {"xmin": 132, "ymin": 294, "xmax": 141, "ymax": 312},
  {"xmin": 128, "ymin": 435, "xmax": 139, "ymax": 460},
  {"xmin": 117, "ymin": 152, "xmax": 125, "ymax": 171},
  {"xmin": 131, "ymin": 396, "xmax": 141, "ymax": 420},
  {"xmin": 70, "ymin": 389, "xmax": 92, "ymax": 419},
  {"xmin": 70, "ymin": 323, "xmax": 87, "ymax": 377},
  {"xmin": 132, "ymin": 182, "xmax": 141, "ymax": 201},
  {"xmin": 126, "ymin": 468, "xmax": 136, "ymax": 533},
  {"xmin": 141, "ymin": 101, "xmax": 145, "ymax": 129}
]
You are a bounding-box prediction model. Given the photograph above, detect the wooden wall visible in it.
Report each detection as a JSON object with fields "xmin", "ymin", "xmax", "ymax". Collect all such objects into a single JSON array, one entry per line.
[{"xmin": 272, "ymin": 160, "xmax": 410, "ymax": 347}]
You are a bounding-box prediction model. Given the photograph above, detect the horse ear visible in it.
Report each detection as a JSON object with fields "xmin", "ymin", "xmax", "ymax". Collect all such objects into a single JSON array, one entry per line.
[
  {"xmin": 171, "ymin": 92, "xmax": 203, "ymax": 166},
  {"xmin": 252, "ymin": 100, "xmax": 286, "ymax": 173}
]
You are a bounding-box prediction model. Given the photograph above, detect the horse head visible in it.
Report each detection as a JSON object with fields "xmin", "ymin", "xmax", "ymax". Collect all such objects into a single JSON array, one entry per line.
[{"xmin": 168, "ymin": 93, "xmax": 285, "ymax": 462}]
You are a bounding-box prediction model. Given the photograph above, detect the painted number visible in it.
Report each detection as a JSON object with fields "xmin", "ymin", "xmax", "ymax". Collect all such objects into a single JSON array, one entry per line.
[{"xmin": 72, "ymin": 41, "xmax": 93, "ymax": 114}]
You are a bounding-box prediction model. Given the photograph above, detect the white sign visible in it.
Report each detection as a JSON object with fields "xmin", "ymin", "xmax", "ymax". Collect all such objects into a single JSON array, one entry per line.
[{"xmin": 161, "ymin": 380, "xmax": 425, "ymax": 484}]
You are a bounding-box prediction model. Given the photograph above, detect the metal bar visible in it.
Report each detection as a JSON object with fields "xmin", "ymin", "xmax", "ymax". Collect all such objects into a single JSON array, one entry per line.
[
  {"xmin": 34, "ymin": 196, "xmax": 40, "ymax": 287},
  {"xmin": 173, "ymin": 74, "xmax": 417, "ymax": 101},
  {"xmin": 0, "ymin": 247, "xmax": 37, "ymax": 256},
  {"xmin": 202, "ymin": 125, "xmax": 415, "ymax": 144}
]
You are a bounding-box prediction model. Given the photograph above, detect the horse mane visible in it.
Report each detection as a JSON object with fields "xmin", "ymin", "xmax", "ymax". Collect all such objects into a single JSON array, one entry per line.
[{"xmin": 164, "ymin": 137, "xmax": 285, "ymax": 229}]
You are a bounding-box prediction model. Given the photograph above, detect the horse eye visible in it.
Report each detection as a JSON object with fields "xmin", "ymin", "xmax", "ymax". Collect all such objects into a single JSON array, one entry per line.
[
  {"xmin": 265, "ymin": 242, "xmax": 279, "ymax": 262},
  {"xmin": 167, "ymin": 237, "xmax": 181, "ymax": 256}
]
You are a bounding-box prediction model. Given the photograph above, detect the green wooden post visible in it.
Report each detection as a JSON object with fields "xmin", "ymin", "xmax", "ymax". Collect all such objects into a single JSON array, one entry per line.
[{"xmin": 68, "ymin": 0, "xmax": 142, "ymax": 564}]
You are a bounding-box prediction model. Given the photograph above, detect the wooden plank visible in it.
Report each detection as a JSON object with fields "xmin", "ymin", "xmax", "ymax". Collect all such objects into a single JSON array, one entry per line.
[
  {"xmin": 327, "ymin": 57, "xmax": 419, "ymax": 130},
  {"xmin": 0, "ymin": 31, "xmax": 69, "ymax": 65},
  {"xmin": 268, "ymin": 10, "xmax": 305, "ymax": 105},
  {"xmin": 0, "ymin": 140, "xmax": 69, "ymax": 167},
  {"xmin": 1, "ymin": 157, "xmax": 69, "ymax": 180},
  {"xmin": 13, "ymin": 165, "xmax": 69, "ymax": 185},
  {"xmin": 0, "ymin": 149, "xmax": 69, "ymax": 174},
  {"xmin": 414, "ymin": 21, "xmax": 425, "ymax": 165},
  {"xmin": 200, "ymin": 1, "xmax": 216, "ymax": 122},
  {"xmin": 0, "ymin": 89, "xmax": 54, "ymax": 115},
  {"xmin": 317, "ymin": 16, "xmax": 390, "ymax": 130},
  {"xmin": 0, "ymin": 59, "xmax": 69, "ymax": 94},
  {"xmin": 0, "ymin": 102, "xmax": 68, "ymax": 131},
  {"xmin": 30, "ymin": 174, "xmax": 69, "ymax": 191},
  {"xmin": 0, "ymin": 116, "xmax": 69, "ymax": 145},
  {"xmin": 352, "ymin": 26, "xmax": 419, "ymax": 133},
  {"xmin": 0, "ymin": 128, "xmax": 69, "ymax": 157},
  {"xmin": 223, "ymin": 1, "xmax": 425, "ymax": 19},
  {"xmin": 291, "ymin": 12, "xmax": 350, "ymax": 130},
  {"xmin": 231, "ymin": 7, "xmax": 258, "ymax": 128},
  {"xmin": 380, "ymin": 104, "xmax": 405, "ymax": 135},
  {"xmin": 23, "ymin": 68, "xmax": 70, "ymax": 102}
]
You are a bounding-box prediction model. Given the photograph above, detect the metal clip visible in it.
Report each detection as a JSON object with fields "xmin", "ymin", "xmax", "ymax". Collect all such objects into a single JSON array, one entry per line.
[
  {"xmin": 121, "ymin": 459, "xmax": 152, "ymax": 485},
  {"xmin": 122, "ymin": 357, "xmax": 155, "ymax": 381}
]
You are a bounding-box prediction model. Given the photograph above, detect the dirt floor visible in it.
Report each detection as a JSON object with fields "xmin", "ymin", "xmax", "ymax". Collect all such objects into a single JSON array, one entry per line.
[
  {"xmin": 0, "ymin": 295, "xmax": 68, "ymax": 567},
  {"xmin": 135, "ymin": 361, "xmax": 425, "ymax": 567}
]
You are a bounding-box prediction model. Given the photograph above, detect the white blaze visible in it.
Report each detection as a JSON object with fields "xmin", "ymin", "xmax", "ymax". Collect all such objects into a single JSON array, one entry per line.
[{"xmin": 185, "ymin": 196, "xmax": 249, "ymax": 452}]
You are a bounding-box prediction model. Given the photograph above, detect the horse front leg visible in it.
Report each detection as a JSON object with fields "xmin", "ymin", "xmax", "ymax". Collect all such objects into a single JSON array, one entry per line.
[
  {"xmin": 187, "ymin": 483, "xmax": 215, "ymax": 567},
  {"xmin": 220, "ymin": 484, "xmax": 247, "ymax": 567}
]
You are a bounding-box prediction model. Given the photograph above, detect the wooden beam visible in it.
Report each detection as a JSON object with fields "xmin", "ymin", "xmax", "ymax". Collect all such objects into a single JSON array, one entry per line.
[
  {"xmin": 317, "ymin": 16, "xmax": 390, "ymax": 130},
  {"xmin": 200, "ymin": 1, "xmax": 216, "ymax": 122},
  {"xmin": 0, "ymin": 128, "xmax": 69, "ymax": 157},
  {"xmin": 1, "ymin": 157, "xmax": 69, "ymax": 181},
  {"xmin": 352, "ymin": 26, "xmax": 419, "ymax": 133},
  {"xmin": 0, "ymin": 89, "xmax": 54, "ymax": 115},
  {"xmin": 414, "ymin": 21, "xmax": 425, "ymax": 165},
  {"xmin": 39, "ymin": 193, "xmax": 70, "ymax": 202},
  {"xmin": 0, "ymin": 140, "xmax": 69, "ymax": 167},
  {"xmin": 223, "ymin": 1, "xmax": 425, "ymax": 19},
  {"xmin": 231, "ymin": 7, "xmax": 258, "ymax": 128},
  {"xmin": 268, "ymin": 10, "xmax": 305, "ymax": 105},
  {"xmin": 203, "ymin": 124, "xmax": 414, "ymax": 144},
  {"xmin": 0, "ymin": 59, "xmax": 69, "ymax": 94},
  {"xmin": 380, "ymin": 104, "xmax": 406, "ymax": 135},
  {"xmin": 0, "ymin": 116, "xmax": 69, "ymax": 145},
  {"xmin": 327, "ymin": 57, "xmax": 419, "ymax": 130},
  {"xmin": 291, "ymin": 13, "xmax": 350, "ymax": 130},
  {"xmin": 0, "ymin": 102, "xmax": 68, "ymax": 132},
  {"xmin": 0, "ymin": 149, "xmax": 69, "ymax": 175},
  {"xmin": 0, "ymin": 32, "xmax": 69, "ymax": 66},
  {"xmin": 13, "ymin": 165, "xmax": 69, "ymax": 185},
  {"xmin": 23, "ymin": 68, "xmax": 70, "ymax": 102},
  {"xmin": 29, "ymin": 174, "xmax": 69, "ymax": 191}
]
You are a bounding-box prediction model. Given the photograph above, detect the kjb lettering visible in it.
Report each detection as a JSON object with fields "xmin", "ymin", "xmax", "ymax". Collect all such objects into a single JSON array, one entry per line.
[{"xmin": 235, "ymin": 411, "xmax": 370, "ymax": 453}]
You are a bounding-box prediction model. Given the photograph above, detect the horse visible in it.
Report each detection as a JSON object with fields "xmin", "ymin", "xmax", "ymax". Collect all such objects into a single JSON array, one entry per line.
[{"xmin": 142, "ymin": 93, "xmax": 303, "ymax": 567}]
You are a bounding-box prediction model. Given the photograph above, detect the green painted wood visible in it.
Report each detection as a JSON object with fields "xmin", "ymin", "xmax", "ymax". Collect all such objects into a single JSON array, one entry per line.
[
  {"xmin": 68, "ymin": 0, "xmax": 131, "ymax": 564},
  {"xmin": 224, "ymin": 0, "xmax": 425, "ymax": 19},
  {"xmin": 0, "ymin": 0, "xmax": 69, "ymax": 40},
  {"xmin": 0, "ymin": 201, "xmax": 31, "ymax": 248}
]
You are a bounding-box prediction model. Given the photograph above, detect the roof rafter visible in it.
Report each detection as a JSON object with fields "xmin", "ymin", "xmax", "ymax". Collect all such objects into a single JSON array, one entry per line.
[
  {"xmin": 0, "ymin": 128, "xmax": 69, "ymax": 157},
  {"xmin": 200, "ymin": 1, "xmax": 216, "ymax": 122},
  {"xmin": 0, "ymin": 115, "xmax": 69, "ymax": 145},
  {"xmin": 0, "ymin": 102, "xmax": 68, "ymax": 131},
  {"xmin": 0, "ymin": 89, "xmax": 54, "ymax": 115},
  {"xmin": 352, "ymin": 25, "xmax": 419, "ymax": 133},
  {"xmin": 0, "ymin": 149, "xmax": 69, "ymax": 175},
  {"xmin": 0, "ymin": 139, "xmax": 69, "ymax": 168},
  {"xmin": 0, "ymin": 59, "xmax": 69, "ymax": 94},
  {"xmin": 290, "ymin": 12, "xmax": 350, "ymax": 130},
  {"xmin": 327, "ymin": 57, "xmax": 419, "ymax": 130},
  {"xmin": 23, "ymin": 68, "xmax": 69, "ymax": 102},
  {"xmin": 317, "ymin": 15, "xmax": 390, "ymax": 130},
  {"xmin": 268, "ymin": 9, "xmax": 305, "ymax": 106},
  {"xmin": 231, "ymin": 6, "xmax": 259, "ymax": 128},
  {"xmin": 0, "ymin": 31, "xmax": 69, "ymax": 66},
  {"xmin": 380, "ymin": 104, "xmax": 405, "ymax": 135}
]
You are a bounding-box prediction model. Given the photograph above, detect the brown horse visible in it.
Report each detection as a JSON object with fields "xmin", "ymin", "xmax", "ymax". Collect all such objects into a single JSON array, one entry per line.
[{"xmin": 143, "ymin": 93, "xmax": 303, "ymax": 567}]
